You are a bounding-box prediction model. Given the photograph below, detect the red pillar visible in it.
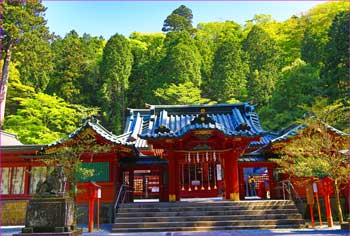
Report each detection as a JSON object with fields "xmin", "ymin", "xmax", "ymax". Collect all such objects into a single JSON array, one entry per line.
[
  {"xmin": 232, "ymin": 153, "xmax": 240, "ymax": 201},
  {"xmin": 224, "ymin": 150, "xmax": 240, "ymax": 201},
  {"xmin": 167, "ymin": 149, "xmax": 177, "ymax": 202},
  {"xmin": 324, "ymin": 194, "xmax": 333, "ymax": 227},
  {"xmin": 88, "ymin": 199, "xmax": 95, "ymax": 232},
  {"xmin": 224, "ymin": 154, "xmax": 232, "ymax": 200},
  {"xmin": 129, "ymin": 170, "xmax": 134, "ymax": 202}
]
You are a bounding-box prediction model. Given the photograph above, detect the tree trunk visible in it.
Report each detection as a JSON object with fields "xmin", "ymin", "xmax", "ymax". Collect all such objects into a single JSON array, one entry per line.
[
  {"xmin": 334, "ymin": 179, "xmax": 344, "ymax": 224},
  {"xmin": 0, "ymin": 41, "xmax": 13, "ymax": 127}
]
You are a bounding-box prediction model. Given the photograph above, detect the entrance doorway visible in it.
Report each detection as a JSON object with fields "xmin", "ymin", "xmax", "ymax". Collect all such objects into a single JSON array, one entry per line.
[
  {"xmin": 243, "ymin": 167, "xmax": 269, "ymax": 199},
  {"xmin": 179, "ymin": 152, "xmax": 224, "ymax": 198},
  {"xmin": 123, "ymin": 169, "xmax": 161, "ymax": 201}
]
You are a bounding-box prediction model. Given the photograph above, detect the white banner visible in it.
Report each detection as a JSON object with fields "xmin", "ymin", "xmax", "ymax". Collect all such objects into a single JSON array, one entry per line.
[{"xmin": 216, "ymin": 164, "xmax": 222, "ymax": 181}]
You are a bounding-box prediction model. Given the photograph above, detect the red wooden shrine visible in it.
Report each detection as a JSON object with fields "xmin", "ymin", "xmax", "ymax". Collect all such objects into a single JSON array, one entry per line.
[{"xmin": 1, "ymin": 103, "xmax": 347, "ymax": 211}]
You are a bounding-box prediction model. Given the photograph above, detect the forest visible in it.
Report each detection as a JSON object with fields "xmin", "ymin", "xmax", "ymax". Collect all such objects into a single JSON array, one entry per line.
[{"xmin": 1, "ymin": 1, "xmax": 349, "ymax": 144}]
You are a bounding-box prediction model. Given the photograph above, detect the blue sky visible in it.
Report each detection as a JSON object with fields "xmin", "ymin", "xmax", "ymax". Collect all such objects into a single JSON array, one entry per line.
[{"xmin": 43, "ymin": 1, "xmax": 324, "ymax": 39}]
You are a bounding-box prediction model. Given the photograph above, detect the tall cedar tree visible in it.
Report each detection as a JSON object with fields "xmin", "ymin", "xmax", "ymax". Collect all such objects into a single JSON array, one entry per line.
[
  {"xmin": 46, "ymin": 30, "xmax": 84, "ymax": 104},
  {"xmin": 127, "ymin": 33, "xmax": 166, "ymax": 107},
  {"xmin": 321, "ymin": 11, "xmax": 350, "ymax": 101},
  {"xmin": 47, "ymin": 32, "xmax": 105, "ymax": 105},
  {"xmin": 210, "ymin": 38, "xmax": 249, "ymax": 103},
  {"xmin": 195, "ymin": 21, "xmax": 243, "ymax": 99},
  {"xmin": 1, "ymin": 0, "xmax": 51, "ymax": 126},
  {"xmin": 99, "ymin": 33, "xmax": 133, "ymax": 134},
  {"xmin": 162, "ymin": 5, "xmax": 193, "ymax": 33},
  {"xmin": 157, "ymin": 32, "xmax": 201, "ymax": 93},
  {"xmin": 243, "ymin": 25, "xmax": 282, "ymax": 106}
]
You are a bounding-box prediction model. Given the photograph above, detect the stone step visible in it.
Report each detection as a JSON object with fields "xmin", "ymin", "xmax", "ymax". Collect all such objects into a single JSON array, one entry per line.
[
  {"xmin": 120, "ymin": 200, "xmax": 294, "ymax": 208},
  {"xmin": 112, "ymin": 224, "xmax": 304, "ymax": 233},
  {"xmin": 117, "ymin": 205, "xmax": 296, "ymax": 213},
  {"xmin": 115, "ymin": 213, "xmax": 303, "ymax": 223},
  {"xmin": 113, "ymin": 219, "xmax": 305, "ymax": 230},
  {"xmin": 116, "ymin": 208, "xmax": 300, "ymax": 217},
  {"xmin": 112, "ymin": 200, "xmax": 305, "ymax": 233}
]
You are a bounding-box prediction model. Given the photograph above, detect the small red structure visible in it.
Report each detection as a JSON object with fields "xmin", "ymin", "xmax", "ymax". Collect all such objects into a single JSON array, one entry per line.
[
  {"xmin": 87, "ymin": 181, "xmax": 101, "ymax": 232},
  {"xmin": 317, "ymin": 177, "xmax": 334, "ymax": 227}
]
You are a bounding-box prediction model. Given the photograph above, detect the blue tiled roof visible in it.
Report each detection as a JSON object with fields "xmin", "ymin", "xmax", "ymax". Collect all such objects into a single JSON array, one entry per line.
[
  {"xmin": 270, "ymin": 122, "xmax": 349, "ymax": 145},
  {"xmin": 248, "ymin": 133, "xmax": 279, "ymax": 148},
  {"xmin": 125, "ymin": 103, "xmax": 266, "ymax": 143},
  {"xmin": 46, "ymin": 117, "xmax": 135, "ymax": 149},
  {"xmin": 270, "ymin": 124, "xmax": 306, "ymax": 143}
]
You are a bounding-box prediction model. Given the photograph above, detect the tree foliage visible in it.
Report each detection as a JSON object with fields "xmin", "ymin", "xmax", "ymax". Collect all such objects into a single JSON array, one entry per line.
[
  {"xmin": 154, "ymin": 81, "xmax": 210, "ymax": 105},
  {"xmin": 321, "ymin": 10, "xmax": 350, "ymax": 101},
  {"xmin": 210, "ymin": 38, "xmax": 248, "ymax": 102},
  {"xmin": 274, "ymin": 98, "xmax": 349, "ymax": 223},
  {"xmin": 261, "ymin": 59, "xmax": 321, "ymax": 130},
  {"xmin": 243, "ymin": 25, "xmax": 282, "ymax": 106},
  {"xmin": 300, "ymin": 2, "xmax": 349, "ymax": 66},
  {"xmin": 4, "ymin": 91, "xmax": 98, "ymax": 144},
  {"xmin": 3, "ymin": 1, "xmax": 350, "ymax": 143},
  {"xmin": 1, "ymin": 0, "xmax": 51, "ymax": 126},
  {"xmin": 162, "ymin": 5, "xmax": 193, "ymax": 33},
  {"xmin": 99, "ymin": 33, "xmax": 133, "ymax": 133}
]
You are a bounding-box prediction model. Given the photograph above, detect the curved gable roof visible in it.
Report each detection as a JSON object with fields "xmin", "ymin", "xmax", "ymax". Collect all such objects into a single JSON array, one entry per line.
[{"xmin": 125, "ymin": 103, "xmax": 266, "ymax": 143}]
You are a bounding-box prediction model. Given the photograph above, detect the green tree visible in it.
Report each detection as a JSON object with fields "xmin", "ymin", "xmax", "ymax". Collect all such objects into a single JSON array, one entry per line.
[
  {"xmin": 127, "ymin": 33, "xmax": 166, "ymax": 107},
  {"xmin": 260, "ymin": 59, "xmax": 321, "ymax": 130},
  {"xmin": 77, "ymin": 34, "xmax": 105, "ymax": 106},
  {"xmin": 243, "ymin": 25, "xmax": 282, "ymax": 106},
  {"xmin": 274, "ymin": 99, "xmax": 349, "ymax": 224},
  {"xmin": 154, "ymin": 81, "xmax": 210, "ymax": 105},
  {"xmin": 277, "ymin": 15, "xmax": 306, "ymax": 65},
  {"xmin": 5, "ymin": 63, "xmax": 35, "ymax": 116},
  {"xmin": 300, "ymin": 2, "xmax": 350, "ymax": 66},
  {"xmin": 46, "ymin": 31, "xmax": 85, "ymax": 103},
  {"xmin": 99, "ymin": 33, "xmax": 133, "ymax": 133},
  {"xmin": 321, "ymin": 11, "xmax": 350, "ymax": 101},
  {"xmin": 14, "ymin": 31, "xmax": 53, "ymax": 92},
  {"xmin": 1, "ymin": 0, "xmax": 51, "ymax": 126},
  {"xmin": 162, "ymin": 5, "xmax": 193, "ymax": 33},
  {"xmin": 47, "ymin": 32, "xmax": 104, "ymax": 105},
  {"xmin": 157, "ymin": 32, "xmax": 202, "ymax": 91},
  {"xmin": 210, "ymin": 38, "xmax": 249, "ymax": 103},
  {"xmin": 4, "ymin": 92, "xmax": 98, "ymax": 144},
  {"xmin": 195, "ymin": 21, "xmax": 243, "ymax": 99}
]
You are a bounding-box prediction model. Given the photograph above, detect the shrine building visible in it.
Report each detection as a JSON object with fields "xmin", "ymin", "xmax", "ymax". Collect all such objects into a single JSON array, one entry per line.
[{"xmin": 1, "ymin": 103, "xmax": 348, "ymax": 224}]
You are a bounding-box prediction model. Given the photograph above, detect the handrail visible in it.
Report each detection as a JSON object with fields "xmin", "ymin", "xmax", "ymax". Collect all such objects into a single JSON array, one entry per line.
[
  {"xmin": 113, "ymin": 184, "xmax": 132, "ymax": 223},
  {"xmin": 279, "ymin": 180, "xmax": 303, "ymax": 202}
]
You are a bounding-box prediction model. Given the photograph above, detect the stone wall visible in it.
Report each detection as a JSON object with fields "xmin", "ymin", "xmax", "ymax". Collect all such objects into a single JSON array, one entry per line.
[{"xmin": 1, "ymin": 200, "xmax": 28, "ymax": 225}]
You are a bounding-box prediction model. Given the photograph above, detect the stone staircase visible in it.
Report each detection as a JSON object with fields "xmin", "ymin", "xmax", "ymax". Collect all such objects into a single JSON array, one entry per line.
[{"xmin": 112, "ymin": 200, "xmax": 305, "ymax": 233}]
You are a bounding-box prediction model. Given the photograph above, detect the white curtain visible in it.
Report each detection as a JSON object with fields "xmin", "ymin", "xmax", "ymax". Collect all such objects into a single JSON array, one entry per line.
[
  {"xmin": 11, "ymin": 167, "xmax": 25, "ymax": 194},
  {"xmin": 1, "ymin": 168, "xmax": 11, "ymax": 194}
]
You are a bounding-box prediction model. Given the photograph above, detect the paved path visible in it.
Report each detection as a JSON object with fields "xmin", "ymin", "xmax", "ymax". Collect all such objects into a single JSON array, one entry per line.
[{"xmin": 1, "ymin": 225, "xmax": 349, "ymax": 236}]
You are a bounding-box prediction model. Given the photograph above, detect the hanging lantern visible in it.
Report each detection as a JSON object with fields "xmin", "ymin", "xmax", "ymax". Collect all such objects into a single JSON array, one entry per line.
[
  {"xmin": 187, "ymin": 152, "xmax": 191, "ymax": 163},
  {"xmin": 206, "ymin": 152, "xmax": 209, "ymax": 162},
  {"xmin": 213, "ymin": 151, "xmax": 216, "ymax": 162},
  {"xmin": 196, "ymin": 152, "xmax": 199, "ymax": 163}
]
